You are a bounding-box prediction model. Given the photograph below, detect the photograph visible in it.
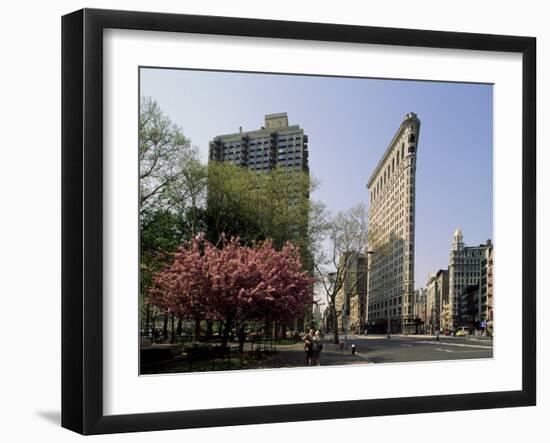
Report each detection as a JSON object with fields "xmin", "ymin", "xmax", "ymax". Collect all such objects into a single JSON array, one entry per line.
[{"xmin": 138, "ymin": 67, "xmax": 494, "ymax": 375}]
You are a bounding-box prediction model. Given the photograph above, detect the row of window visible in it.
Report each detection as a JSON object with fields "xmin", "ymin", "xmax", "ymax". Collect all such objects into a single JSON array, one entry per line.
[
  {"xmin": 278, "ymin": 135, "xmax": 302, "ymax": 142},
  {"xmin": 453, "ymin": 271, "xmax": 480, "ymax": 278},
  {"xmin": 278, "ymin": 154, "xmax": 302, "ymax": 160},
  {"xmin": 371, "ymin": 136, "xmax": 416, "ymax": 202},
  {"xmin": 368, "ymin": 307, "xmax": 403, "ymax": 320},
  {"xmin": 278, "ymin": 160, "xmax": 303, "ymax": 167}
]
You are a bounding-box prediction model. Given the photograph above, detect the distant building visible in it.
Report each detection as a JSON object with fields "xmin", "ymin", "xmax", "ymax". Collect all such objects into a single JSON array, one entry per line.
[
  {"xmin": 441, "ymin": 301, "xmax": 452, "ymax": 333},
  {"xmin": 448, "ymin": 229, "xmax": 493, "ymax": 331},
  {"xmin": 335, "ymin": 252, "xmax": 368, "ymax": 334},
  {"xmin": 459, "ymin": 247, "xmax": 494, "ymax": 332},
  {"xmin": 312, "ymin": 304, "xmax": 322, "ymax": 329},
  {"xmin": 459, "ymin": 285, "xmax": 480, "ymax": 330},
  {"xmin": 480, "ymin": 247, "xmax": 494, "ymax": 334},
  {"xmin": 366, "ymin": 113, "xmax": 420, "ymax": 334},
  {"xmin": 413, "ymin": 287, "xmax": 427, "ymax": 333},
  {"xmin": 426, "ymin": 270, "xmax": 449, "ymax": 333},
  {"xmin": 209, "ymin": 112, "xmax": 309, "ymax": 173}
]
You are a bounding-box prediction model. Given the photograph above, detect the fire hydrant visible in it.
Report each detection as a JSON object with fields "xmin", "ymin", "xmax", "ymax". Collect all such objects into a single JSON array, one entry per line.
[{"xmin": 351, "ymin": 344, "xmax": 356, "ymax": 355}]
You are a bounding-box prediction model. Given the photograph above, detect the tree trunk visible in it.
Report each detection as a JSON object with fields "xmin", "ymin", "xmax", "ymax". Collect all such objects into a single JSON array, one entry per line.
[
  {"xmin": 332, "ymin": 304, "xmax": 339, "ymax": 344},
  {"xmin": 194, "ymin": 317, "xmax": 201, "ymax": 341},
  {"xmin": 221, "ymin": 320, "xmax": 232, "ymax": 348},
  {"xmin": 205, "ymin": 320, "xmax": 213, "ymax": 340},
  {"xmin": 264, "ymin": 317, "xmax": 272, "ymax": 338},
  {"xmin": 145, "ymin": 304, "xmax": 151, "ymax": 339},
  {"xmin": 176, "ymin": 317, "xmax": 182, "ymax": 337},
  {"xmin": 151, "ymin": 311, "xmax": 157, "ymax": 344},
  {"xmin": 170, "ymin": 314, "xmax": 175, "ymax": 344},
  {"xmin": 281, "ymin": 323, "xmax": 287, "ymax": 340},
  {"xmin": 163, "ymin": 314, "xmax": 168, "ymax": 342}
]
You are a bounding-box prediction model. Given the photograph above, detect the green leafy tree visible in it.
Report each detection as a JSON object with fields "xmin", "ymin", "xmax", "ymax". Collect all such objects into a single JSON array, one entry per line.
[
  {"xmin": 139, "ymin": 97, "xmax": 205, "ymax": 215},
  {"xmin": 139, "ymin": 97, "xmax": 207, "ymax": 339},
  {"xmin": 204, "ymin": 162, "xmax": 263, "ymax": 246},
  {"xmin": 205, "ymin": 163, "xmax": 317, "ymax": 265}
]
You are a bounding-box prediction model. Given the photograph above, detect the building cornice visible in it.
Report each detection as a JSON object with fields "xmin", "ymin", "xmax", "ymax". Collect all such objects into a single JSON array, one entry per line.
[{"xmin": 211, "ymin": 125, "xmax": 303, "ymax": 142}]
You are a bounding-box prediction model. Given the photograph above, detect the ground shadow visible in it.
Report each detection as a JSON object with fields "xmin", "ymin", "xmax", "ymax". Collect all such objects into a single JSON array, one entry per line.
[{"xmin": 36, "ymin": 410, "xmax": 61, "ymax": 426}]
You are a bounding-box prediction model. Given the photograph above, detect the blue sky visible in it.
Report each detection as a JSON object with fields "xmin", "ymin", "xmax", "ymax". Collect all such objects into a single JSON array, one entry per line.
[{"xmin": 140, "ymin": 68, "xmax": 493, "ymax": 288}]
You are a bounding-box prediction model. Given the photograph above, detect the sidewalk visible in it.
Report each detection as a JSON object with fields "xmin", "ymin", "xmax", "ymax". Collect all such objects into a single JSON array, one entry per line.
[
  {"xmin": 247, "ymin": 340, "xmax": 369, "ymax": 369},
  {"xmin": 344, "ymin": 333, "xmax": 493, "ymax": 341}
]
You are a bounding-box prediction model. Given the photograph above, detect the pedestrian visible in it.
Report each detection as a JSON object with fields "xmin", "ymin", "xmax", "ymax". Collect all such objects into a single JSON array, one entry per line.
[
  {"xmin": 435, "ymin": 328, "xmax": 440, "ymax": 342},
  {"xmin": 303, "ymin": 328, "xmax": 315, "ymax": 366},
  {"xmin": 311, "ymin": 330, "xmax": 324, "ymax": 366}
]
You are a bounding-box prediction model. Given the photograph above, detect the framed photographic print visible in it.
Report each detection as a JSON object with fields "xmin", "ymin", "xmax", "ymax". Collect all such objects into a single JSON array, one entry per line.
[{"xmin": 61, "ymin": 8, "xmax": 536, "ymax": 435}]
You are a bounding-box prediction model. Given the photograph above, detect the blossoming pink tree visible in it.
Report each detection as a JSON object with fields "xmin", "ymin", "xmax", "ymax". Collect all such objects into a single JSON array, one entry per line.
[{"xmin": 149, "ymin": 234, "xmax": 314, "ymax": 347}]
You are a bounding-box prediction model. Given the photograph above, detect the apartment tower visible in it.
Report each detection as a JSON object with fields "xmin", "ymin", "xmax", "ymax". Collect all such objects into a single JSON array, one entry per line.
[{"xmin": 209, "ymin": 112, "xmax": 309, "ymax": 173}]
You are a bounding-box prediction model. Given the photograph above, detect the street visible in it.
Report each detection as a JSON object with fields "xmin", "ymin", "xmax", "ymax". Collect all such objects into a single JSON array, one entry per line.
[
  {"xmin": 330, "ymin": 333, "xmax": 493, "ymax": 364},
  {"xmin": 245, "ymin": 333, "xmax": 493, "ymax": 370},
  {"xmin": 141, "ymin": 333, "xmax": 493, "ymax": 374}
]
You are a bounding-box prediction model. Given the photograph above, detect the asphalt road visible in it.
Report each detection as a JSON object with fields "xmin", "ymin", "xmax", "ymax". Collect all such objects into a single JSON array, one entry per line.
[
  {"xmin": 141, "ymin": 334, "xmax": 493, "ymax": 374},
  {"xmin": 332, "ymin": 334, "xmax": 493, "ymax": 364}
]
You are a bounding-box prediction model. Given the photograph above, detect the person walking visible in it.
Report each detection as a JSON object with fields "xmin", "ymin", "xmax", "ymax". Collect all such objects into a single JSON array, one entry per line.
[
  {"xmin": 303, "ymin": 328, "xmax": 315, "ymax": 366},
  {"xmin": 311, "ymin": 330, "xmax": 324, "ymax": 366},
  {"xmin": 435, "ymin": 328, "xmax": 440, "ymax": 342}
]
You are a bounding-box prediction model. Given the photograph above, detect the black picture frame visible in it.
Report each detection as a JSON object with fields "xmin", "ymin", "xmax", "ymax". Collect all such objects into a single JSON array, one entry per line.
[{"xmin": 61, "ymin": 8, "xmax": 536, "ymax": 435}]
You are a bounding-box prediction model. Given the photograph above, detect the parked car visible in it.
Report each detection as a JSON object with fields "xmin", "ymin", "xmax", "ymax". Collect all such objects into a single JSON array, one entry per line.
[{"xmin": 456, "ymin": 327, "xmax": 470, "ymax": 337}]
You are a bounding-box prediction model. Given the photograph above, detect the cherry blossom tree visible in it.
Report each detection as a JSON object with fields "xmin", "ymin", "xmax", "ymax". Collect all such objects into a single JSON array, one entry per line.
[{"xmin": 148, "ymin": 234, "xmax": 314, "ymax": 347}]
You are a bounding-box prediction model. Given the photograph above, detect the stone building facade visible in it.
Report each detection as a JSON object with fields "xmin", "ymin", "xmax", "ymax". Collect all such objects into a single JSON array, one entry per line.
[
  {"xmin": 366, "ymin": 113, "xmax": 420, "ymax": 334},
  {"xmin": 447, "ymin": 229, "xmax": 493, "ymax": 331},
  {"xmin": 426, "ymin": 269, "xmax": 449, "ymax": 333},
  {"xmin": 335, "ymin": 252, "xmax": 368, "ymax": 334},
  {"xmin": 480, "ymin": 247, "xmax": 494, "ymax": 334},
  {"xmin": 413, "ymin": 287, "xmax": 428, "ymax": 333}
]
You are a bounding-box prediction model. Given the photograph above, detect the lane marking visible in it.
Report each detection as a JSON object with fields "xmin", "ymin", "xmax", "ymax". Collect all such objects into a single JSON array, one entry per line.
[
  {"xmin": 401, "ymin": 344, "xmax": 413, "ymax": 347},
  {"xmin": 415, "ymin": 340, "xmax": 492, "ymax": 350},
  {"xmin": 435, "ymin": 348, "xmax": 454, "ymax": 353}
]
